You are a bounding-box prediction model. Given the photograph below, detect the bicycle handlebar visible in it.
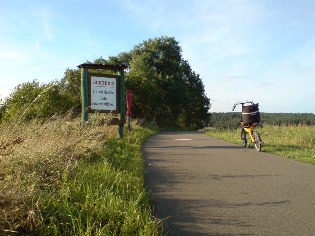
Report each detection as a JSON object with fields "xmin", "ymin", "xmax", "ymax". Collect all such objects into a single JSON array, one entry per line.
[{"xmin": 232, "ymin": 101, "xmax": 254, "ymax": 111}]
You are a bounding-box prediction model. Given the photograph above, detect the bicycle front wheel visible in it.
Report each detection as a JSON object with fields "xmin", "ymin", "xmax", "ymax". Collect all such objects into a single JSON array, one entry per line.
[{"xmin": 253, "ymin": 131, "xmax": 262, "ymax": 152}]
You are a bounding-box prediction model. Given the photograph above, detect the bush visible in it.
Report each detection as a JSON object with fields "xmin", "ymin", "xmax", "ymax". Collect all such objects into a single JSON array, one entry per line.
[{"xmin": 0, "ymin": 80, "xmax": 79, "ymax": 123}]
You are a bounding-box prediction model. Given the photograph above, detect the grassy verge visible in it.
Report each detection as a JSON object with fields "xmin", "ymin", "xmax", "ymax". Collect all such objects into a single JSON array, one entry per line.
[
  {"xmin": 0, "ymin": 116, "xmax": 161, "ymax": 235},
  {"xmin": 205, "ymin": 125, "xmax": 315, "ymax": 165}
]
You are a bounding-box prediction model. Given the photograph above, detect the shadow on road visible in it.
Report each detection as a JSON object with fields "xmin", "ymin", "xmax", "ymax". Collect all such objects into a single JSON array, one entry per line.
[
  {"xmin": 146, "ymin": 159, "xmax": 289, "ymax": 236},
  {"xmin": 146, "ymin": 145, "xmax": 242, "ymax": 150}
]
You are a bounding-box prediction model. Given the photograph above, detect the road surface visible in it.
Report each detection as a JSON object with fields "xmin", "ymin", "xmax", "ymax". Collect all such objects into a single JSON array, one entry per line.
[{"xmin": 144, "ymin": 131, "xmax": 315, "ymax": 236}]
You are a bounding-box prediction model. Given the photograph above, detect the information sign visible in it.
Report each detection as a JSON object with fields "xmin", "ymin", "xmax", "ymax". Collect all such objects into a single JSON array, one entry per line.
[{"xmin": 89, "ymin": 74, "xmax": 119, "ymax": 112}]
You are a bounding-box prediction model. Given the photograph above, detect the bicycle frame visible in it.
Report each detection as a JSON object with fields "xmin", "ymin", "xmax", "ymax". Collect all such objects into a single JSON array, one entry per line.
[{"xmin": 242, "ymin": 123, "xmax": 256, "ymax": 143}]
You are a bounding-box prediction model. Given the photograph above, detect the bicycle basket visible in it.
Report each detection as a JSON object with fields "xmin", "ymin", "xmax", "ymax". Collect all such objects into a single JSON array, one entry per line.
[{"xmin": 242, "ymin": 103, "xmax": 260, "ymax": 125}]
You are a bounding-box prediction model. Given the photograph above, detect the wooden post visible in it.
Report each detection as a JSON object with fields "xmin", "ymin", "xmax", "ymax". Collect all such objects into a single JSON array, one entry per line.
[
  {"xmin": 81, "ymin": 67, "xmax": 89, "ymax": 124},
  {"xmin": 118, "ymin": 69, "xmax": 126, "ymax": 138}
]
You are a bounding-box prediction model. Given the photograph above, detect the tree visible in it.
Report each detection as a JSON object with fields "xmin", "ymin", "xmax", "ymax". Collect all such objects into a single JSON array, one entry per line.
[
  {"xmin": 59, "ymin": 68, "xmax": 82, "ymax": 114},
  {"xmin": 125, "ymin": 36, "xmax": 211, "ymax": 129}
]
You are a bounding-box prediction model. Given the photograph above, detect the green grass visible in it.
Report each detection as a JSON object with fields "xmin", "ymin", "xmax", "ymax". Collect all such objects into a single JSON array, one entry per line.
[
  {"xmin": 205, "ymin": 125, "xmax": 315, "ymax": 165},
  {"xmin": 0, "ymin": 116, "xmax": 161, "ymax": 235}
]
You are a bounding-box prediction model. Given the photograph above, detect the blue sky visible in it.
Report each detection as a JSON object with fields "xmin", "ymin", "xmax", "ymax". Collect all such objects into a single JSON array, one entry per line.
[{"xmin": 0, "ymin": 0, "xmax": 314, "ymax": 113}]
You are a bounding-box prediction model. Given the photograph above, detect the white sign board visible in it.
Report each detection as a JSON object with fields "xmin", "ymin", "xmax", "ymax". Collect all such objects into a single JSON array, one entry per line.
[{"xmin": 90, "ymin": 75, "xmax": 118, "ymax": 111}]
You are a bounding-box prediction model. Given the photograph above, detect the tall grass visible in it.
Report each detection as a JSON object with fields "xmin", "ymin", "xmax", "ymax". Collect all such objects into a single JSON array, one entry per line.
[
  {"xmin": 0, "ymin": 115, "xmax": 161, "ymax": 235},
  {"xmin": 206, "ymin": 125, "xmax": 315, "ymax": 165}
]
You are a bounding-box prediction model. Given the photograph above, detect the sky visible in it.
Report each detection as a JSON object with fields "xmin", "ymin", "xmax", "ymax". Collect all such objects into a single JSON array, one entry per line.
[{"xmin": 0, "ymin": 0, "xmax": 314, "ymax": 113}]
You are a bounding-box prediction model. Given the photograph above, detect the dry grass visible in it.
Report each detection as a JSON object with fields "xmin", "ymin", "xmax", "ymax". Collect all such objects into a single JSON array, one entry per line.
[{"xmin": 0, "ymin": 113, "xmax": 118, "ymax": 232}]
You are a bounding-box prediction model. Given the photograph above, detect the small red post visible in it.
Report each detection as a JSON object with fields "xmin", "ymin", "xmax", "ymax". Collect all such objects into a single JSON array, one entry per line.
[
  {"xmin": 126, "ymin": 90, "xmax": 133, "ymax": 116},
  {"xmin": 126, "ymin": 90, "xmax": 134, "ymax": 130}
]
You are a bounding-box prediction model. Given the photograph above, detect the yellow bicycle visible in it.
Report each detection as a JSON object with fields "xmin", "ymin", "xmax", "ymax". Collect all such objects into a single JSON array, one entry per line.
[{"xmin": 232, "ymin": 101, "xmax": 263, "ymax": 151}]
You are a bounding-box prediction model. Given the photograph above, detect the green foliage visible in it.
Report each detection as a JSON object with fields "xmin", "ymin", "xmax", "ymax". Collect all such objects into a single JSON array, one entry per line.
[
  {"xmin": 107, "ymin": 52, "xmax": 132, "ymax": 65},
  {"xmin": 208, "ymin": 112, "xmax": 315, "ymax": 129},
  {"xmin": 38, "ymin": 125, "xmax": 160, "ymax": 235},
  {"xmin": 0, "ymin": 68, "xmax": 83, "ymax": 123},
  {"xmin": 261, "ymin": 113, "xmax": 315, "ymax": 126},
  {"xmin": 208, "ymin": 112, "xmax": 242, "ymax": 130},
  {"xmin": 124, "ymin": 36, "xmax": 211, "ymax": 129},
  {"xmin": 178, "ymin": 60, "xmax": 211, "ymax": 129},
  {"xmin": 0, "ymin": 80, "xmax": 41, "ymax": 122},
  {"xmin": 59, "ymin": 68, "xmax": 82, "ymax": 114},
  {"xmin": 0, "ymin": 80, "xmax": 77, "ymax": 123}
]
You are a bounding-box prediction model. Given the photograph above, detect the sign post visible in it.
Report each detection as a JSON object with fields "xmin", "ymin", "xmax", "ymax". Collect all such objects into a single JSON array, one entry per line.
[
  {"xmin": 81, "ymin": 67, "xmax": 89, "ymax": 123},
  {"xmin": 118, "ymin": 69, "xmax": 125, "ymax": 138},
  {"xmin": 78, "ymin": 63, "xmax": 128, "ymax": 138}
]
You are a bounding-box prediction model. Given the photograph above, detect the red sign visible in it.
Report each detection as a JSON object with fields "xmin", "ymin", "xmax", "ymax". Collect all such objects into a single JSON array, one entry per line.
[{"xmin": 126, "ymin": 90, "xmax": 133, "ymax": 116}]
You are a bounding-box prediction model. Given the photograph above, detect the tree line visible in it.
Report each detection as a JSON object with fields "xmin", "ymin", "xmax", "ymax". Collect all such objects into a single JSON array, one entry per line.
[
  {"xmin": 0, "ymin": 36, "xmax": 211, "ymax": 130},
  {"xmin": 209, "ymin": 112, "xmax": 315, "ymax": 129}
]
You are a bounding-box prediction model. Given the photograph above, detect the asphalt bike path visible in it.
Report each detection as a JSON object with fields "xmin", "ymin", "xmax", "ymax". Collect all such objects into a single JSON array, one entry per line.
[{"xmin": 143, "ymin": 131, "xmax": 315, "ymax": 236}]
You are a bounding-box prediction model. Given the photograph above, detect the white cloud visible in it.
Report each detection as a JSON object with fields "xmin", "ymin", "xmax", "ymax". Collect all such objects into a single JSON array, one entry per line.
[
  {"xmin": 0, "ymin": 50, "xmax": 25, "ymax": 60},
  {"xmin": 36, "ymin": 5, "xmax": 55, "ymax": 42}
]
